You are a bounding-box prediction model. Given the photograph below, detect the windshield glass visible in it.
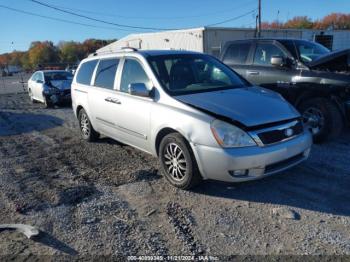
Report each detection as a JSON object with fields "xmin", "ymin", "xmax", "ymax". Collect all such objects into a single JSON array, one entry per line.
[
  {"xmin": 295, "ymin": 41, "xmax": 330, "ymax": 63},
  {"xmin": 147, "ymin": 54, "xmax": 248, "ymax": 96},
  {"xmin": 44, "ymin": 71, "xmax": 73, "ymax": 82}
]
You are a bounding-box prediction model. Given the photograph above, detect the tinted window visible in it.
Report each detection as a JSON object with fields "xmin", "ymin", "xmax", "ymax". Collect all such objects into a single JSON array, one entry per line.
[
  {"xmin": 94, "ymin": 59, "xmax": 119, "ymax": 89},
  {"xmin": 223, "ymin": 42, "xmax": 251, "ymax": 64},
  {"xmin": 76, "ymin": 60, "xmax": 98, "ymax": 85},
  {"xmin": 253, "ymin": 43, "xmax": 286, "ymax": 66},
  {"xmin": 120, "ymin": 59, "xmax": 151, "ymax": 93},
  {"xmin": 148, "ymin": 54, "xmax": 247, "ymax": 96}
]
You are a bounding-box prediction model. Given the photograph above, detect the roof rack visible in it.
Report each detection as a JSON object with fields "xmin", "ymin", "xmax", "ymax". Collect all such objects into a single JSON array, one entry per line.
[
  {"xmin": 121, "ymin": 47, "xmax": 138, "ymax": 52},
  {"xmin": 88, "ymin": 47, "xmax": 138, "ymax": 57}
]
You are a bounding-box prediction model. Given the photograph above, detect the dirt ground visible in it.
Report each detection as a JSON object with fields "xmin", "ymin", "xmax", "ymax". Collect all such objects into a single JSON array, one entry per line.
[{"xmin": 0, "ymin": 76, "xmax": 349, "ymax": 259}]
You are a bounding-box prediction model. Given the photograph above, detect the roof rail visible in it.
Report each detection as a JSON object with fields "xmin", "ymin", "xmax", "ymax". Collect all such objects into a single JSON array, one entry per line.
[{"xmin": 121, "ymin": 47, "xmax": 138, "ymax": 52}]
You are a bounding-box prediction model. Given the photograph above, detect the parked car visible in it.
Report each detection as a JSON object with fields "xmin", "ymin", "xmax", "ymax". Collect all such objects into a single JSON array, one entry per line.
[
  {"xmin": 27, "ymin": 70, "xmax": 73, "ymax": 107},
  {"xmin": 71, "ymin": 49, "xmax": 312, "ymax": 189},
  {"xmin": 220, "ymin": 39, "xmax": 350, "ymax": 143}
]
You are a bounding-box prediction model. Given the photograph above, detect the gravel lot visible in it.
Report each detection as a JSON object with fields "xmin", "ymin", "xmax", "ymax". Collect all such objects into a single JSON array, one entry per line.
[{"xmin": 0, "ymin": 75, "xmax": 349, "ymax": 259}]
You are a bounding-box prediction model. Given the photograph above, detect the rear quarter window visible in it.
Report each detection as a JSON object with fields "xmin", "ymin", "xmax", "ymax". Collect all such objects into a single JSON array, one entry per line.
[
  {"xmin": 76, "ymin": 60, "xmax": 98, "ymax": 85},
  {"xmin": 223, "ymin": 42, "xmax": 251, "ymax": 65}
]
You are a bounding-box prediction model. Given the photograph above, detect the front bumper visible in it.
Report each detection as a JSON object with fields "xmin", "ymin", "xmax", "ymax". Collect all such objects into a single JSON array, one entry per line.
[
  {"xmin": 44, "ymin": 90, "xmax": 71, "ymax": 104},
  {"xmin": 192, "ymin": 131, "xmax": 312, "ymax": 182}
]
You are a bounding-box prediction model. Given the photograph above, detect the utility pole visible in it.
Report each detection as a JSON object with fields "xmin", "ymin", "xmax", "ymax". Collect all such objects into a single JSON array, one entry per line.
[{"xmin": 257, "ymin": 0, "xmax": 261, "ymax": 38}]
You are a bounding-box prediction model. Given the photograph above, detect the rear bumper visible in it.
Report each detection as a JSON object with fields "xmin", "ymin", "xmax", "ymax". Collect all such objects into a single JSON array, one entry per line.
[{"xmin": 192, "ymin": 131, "xmax": 312, "ymax": 182}]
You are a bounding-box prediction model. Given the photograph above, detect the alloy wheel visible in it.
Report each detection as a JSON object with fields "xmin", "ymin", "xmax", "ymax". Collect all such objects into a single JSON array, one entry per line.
[
  {"xmin": 302, "ymin": 107, "xmax": 325, "ymax": 135},
  {"xmin": 80, "ymin": 112, "xmax": 90, "ymax": 138},
  {"xmin": 163, "ymin": 143, "xmax": 187, "ymax": 181}
]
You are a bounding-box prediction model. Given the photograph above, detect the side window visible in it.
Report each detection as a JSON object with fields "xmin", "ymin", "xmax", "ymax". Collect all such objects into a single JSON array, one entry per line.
[
  {"xmin": 76, "ymin": 60, "xmax": 98, "ymax": 85},
  {"xmin": 38, "ymin": 73, "xmax": 44, "ymax": 82},
  {"xmin": 253, "ymin": 43, "xmax": 286, "ymax": 66},
  {"xmin": 120, "ymin": 59, "xmax": 151, "ymax": 93},
  {"xmin": 94, "ymin": 58, "xmax": 119, "ymax": 90},
  {"xmin": 31, "ymin": 72, "xmax": 38, "ymax": 81},
  {"xmin": 223, "ymin": 42, "xmax": 251, "ymax": 64}
]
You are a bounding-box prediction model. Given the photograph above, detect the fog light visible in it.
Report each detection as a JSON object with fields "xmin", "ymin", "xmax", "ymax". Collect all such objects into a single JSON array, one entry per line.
[{"xmin": 229, "ymin": 169, "xmax": 248, "ymax": 177}]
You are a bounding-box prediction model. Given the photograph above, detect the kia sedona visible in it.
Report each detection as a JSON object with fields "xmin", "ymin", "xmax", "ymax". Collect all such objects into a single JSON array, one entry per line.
[{"xmin": 71, "ymin": 49, "xmax": 312, "ymax": 189}]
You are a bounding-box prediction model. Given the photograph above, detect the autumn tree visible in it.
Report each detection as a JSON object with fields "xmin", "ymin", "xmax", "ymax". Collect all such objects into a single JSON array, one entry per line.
[
  {"xmin": 28, "ymin": 41, "xmax": 59, "ymax": 69},
  {"xmin": 314, "ymin": 13, "xmax": 350, "ymax": 29}
]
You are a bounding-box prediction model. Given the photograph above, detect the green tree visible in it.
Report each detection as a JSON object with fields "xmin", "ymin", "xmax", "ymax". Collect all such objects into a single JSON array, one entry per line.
[{"xmin": 59, "ymin": 41, "xmax": 84, "ymax": 64}]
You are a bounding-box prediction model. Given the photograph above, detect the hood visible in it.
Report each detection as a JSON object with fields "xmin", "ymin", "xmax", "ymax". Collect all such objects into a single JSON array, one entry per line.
[
  {"xmin": 176, "ymin": 87, "xmax": 299, "ymax": 128},
  {"xmin": 308, "ymin": 49, "xmax": 350, "ymax": 72},
  {"xmin": 49, "ymin": 79, "xmax": 72, "ymax": 90}
]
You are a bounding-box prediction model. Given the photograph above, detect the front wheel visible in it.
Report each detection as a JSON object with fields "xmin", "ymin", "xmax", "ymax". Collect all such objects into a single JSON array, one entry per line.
[
  {"xmin": 78, "ymin": 109, "xmax": 99, "ymax": 142},
  {"xmin": 299, "ymin": 98, "xmax": 344, "ymax": 143},
  {"xmin": 159, "ymin": 133, "xmax": 202, "ymax": 189}
]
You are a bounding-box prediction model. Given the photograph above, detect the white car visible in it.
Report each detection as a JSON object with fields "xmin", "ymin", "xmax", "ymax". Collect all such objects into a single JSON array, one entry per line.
[
  {"xmin": 71, "ymin": 49, "xmax": 312, "ymax": 189},
  {"xmin": 27, "ymin": 70, "xmax": 73, "ymax": 107}
]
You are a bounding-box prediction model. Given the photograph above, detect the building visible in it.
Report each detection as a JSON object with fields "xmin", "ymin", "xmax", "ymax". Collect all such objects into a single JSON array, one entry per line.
[{"xmin": 97, "ymin": 27, "xmax": 350, "ymax": 57}]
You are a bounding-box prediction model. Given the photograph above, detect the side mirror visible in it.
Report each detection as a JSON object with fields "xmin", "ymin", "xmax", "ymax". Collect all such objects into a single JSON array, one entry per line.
[
  {"xmin": 36, "ymin": 79, "xmax": 44, "ymax": 84},
  {"xmin": 128, "ymin": 83, "xmax": 151, "ymax": 98},
  {"xmin": 271, "ymin": 56, "xmax": 285, "ymax": 67}
]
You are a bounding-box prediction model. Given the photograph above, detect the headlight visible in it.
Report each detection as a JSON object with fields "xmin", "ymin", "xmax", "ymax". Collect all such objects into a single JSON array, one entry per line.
[{"xmin": 210, "ymin": 119, "xmax": 256, "ymax": 148}]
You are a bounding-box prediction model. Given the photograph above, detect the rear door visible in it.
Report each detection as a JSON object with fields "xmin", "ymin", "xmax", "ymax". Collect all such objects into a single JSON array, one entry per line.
[
  {"xmin": 245, "ymin": 40, "xmax": 297, "ymax": 98},
  {"xmin": 221, "ymin": 41, "xmax": 253, "ymax": 78}
]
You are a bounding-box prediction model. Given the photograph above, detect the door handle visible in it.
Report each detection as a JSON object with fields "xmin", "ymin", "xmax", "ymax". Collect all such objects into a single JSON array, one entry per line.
[
  {"xmin": 105, "ymin": 97, "xmax": 121, "ymax": 104},
  {"xmin": 247, "ymin": 71, "xmax": 260, "ymax": 76}
]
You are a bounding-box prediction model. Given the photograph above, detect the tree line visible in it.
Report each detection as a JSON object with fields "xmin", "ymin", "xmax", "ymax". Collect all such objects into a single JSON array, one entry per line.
[
  {"xmin": 0, "ymin": 38, "xmax": 116, "ymax": 72},
  {"xmin": 262, "ymin": 13, "xmax": 350, "ymax": 30}
]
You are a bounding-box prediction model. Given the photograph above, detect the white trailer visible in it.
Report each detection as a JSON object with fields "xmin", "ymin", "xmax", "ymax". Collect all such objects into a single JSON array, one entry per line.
[{"xmin": 97, "ymin": 27, "xmax": 350, "ymax": 57}]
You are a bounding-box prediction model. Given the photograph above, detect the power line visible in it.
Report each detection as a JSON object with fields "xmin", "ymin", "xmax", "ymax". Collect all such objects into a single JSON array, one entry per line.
[
  {"xmin": 206, "ymin": 9, "xmax": 257, "ymax": 27},
  {"xmin": 30, "ymin": 0, "xmax": 257, "ymax": 31},
  {"xmin": 29, "ymin": 0, "xmax": 177, "ymax": 31},
  {"xmin": 48, "ymin": 0, "xmax": 257, "ymax": 20},
  {"xmin": 0, "ymin": 4, "xmax": 139, "ymax": 32}
]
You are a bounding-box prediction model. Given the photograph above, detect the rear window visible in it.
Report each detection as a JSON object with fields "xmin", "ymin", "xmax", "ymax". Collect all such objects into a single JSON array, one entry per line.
[
  {"xmin": 94, "ymin": 59, "xmax": 119, "ymax": 90},
  {"xmin": 223, "ymin": 42, "xmax": 251, "ymax": 65},
  {"xmin": 76, "ymin": 60, "xmax": 98, "ymax": 85}
]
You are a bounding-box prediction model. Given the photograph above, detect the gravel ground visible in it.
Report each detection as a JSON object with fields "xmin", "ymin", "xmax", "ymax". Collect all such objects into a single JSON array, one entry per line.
[{"xmin": 0, "ymin": 88, "xmax": 349, "ymax": 259}]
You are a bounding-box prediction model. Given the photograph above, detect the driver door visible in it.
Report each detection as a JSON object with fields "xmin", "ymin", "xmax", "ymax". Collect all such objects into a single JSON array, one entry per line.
[{"xmin": 245, "ymin": 41, "xmax": 297, "ymax": 99}]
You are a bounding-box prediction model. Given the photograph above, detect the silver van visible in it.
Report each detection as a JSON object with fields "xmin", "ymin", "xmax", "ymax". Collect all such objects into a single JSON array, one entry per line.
[{"xmin": 71, "ymin": 49, "xmax": 312, "ymax": 189}]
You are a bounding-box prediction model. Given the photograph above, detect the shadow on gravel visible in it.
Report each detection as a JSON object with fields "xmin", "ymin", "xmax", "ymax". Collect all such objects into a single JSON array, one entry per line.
[
  {"xmin": 33, "ymin": 231, "xmax": 78, "ymax": 256},
  {"xmin": 0, "ymin": 111, "xmax": 63, "ymax": 136},
  {"xmin": 193, "ymin": 164, "xmax": 350, "ymax": 217}
]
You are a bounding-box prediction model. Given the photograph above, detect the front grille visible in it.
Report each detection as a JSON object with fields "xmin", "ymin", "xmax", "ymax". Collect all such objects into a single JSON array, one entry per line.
[
  {"xmin": 265, "ymin": 153, "xmax": 305, "ymax": 174},
  {"xmin": 63, "ymin": 89, "xmax": 71, "ymax": 95},
  {"xmin": 251, "ymin": 120, "xmax": 303, "ymax": 146}
]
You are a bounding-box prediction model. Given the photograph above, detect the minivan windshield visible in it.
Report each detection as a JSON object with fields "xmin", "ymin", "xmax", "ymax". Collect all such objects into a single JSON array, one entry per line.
[
  {"xmin": 294, "ymin": 40, "xmax": 330, "ymax": 64},
  {"xmin": 147, "ymin": 54, "xmax": 248, "ymax": 95}
]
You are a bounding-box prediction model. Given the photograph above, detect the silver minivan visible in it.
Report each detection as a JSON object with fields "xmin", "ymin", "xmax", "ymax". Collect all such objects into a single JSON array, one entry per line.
[{"xmin": 71, "ymin": 49, "xmax": 312, "ymax": 189}]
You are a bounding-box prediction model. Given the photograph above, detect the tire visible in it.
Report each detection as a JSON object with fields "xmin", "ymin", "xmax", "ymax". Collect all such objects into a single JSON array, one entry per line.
[
  {"xmin": 43, "ymin": 96, "xmax": 53, "ymax": 108},
  {"xmin": 159, "ymin": 133, "xmax": 202, "ymax": 189},
  {"xmin": 298, "ymin": 97, "xmax": 344, "ymax": 143},
  {"xmin": 28, "ymin": 89, "xmax": 36, "ymax": 103},
  {"xmin": 78, "ymin": 108, "xmax": 99, "ymax": 142}
]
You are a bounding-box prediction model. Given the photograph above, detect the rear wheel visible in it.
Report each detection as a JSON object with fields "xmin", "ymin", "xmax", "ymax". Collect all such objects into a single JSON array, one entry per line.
[
  {"xmin": 159, "ymin": 133, "xmax": 202, "ymax": 189},
  {"xmin": 78, "ymin": 108, "xmax": 99, "ymax": 142},
  {"xmin": 299, "ymin": 97, "xmax": 344, "ymax": 143}
]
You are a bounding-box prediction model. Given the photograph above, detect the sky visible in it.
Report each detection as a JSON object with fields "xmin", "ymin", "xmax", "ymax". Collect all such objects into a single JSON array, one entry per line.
[{"xmin": 0, "ymin": 0, "xmax": 349, "ymax": 53}]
